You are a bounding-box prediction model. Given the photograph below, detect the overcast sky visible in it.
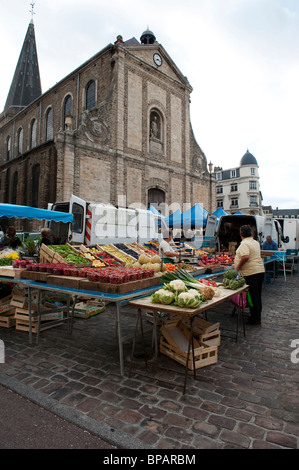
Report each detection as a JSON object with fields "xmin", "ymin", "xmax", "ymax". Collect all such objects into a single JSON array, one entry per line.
[{"xmin": 1, "ymin": 0, "xmax": 299, "ymax": 209}]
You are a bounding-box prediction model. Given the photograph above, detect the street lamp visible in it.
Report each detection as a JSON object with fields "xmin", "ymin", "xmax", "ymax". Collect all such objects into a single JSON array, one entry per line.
[{"xmin": 208, "ymin": 161, "xmax": 213, "ymax": 213}]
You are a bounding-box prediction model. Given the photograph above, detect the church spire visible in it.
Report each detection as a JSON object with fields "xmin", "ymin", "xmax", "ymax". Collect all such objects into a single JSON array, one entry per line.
[{"xmin": 4, "ymin": 8, "xmax": 41, "ymax": 112}]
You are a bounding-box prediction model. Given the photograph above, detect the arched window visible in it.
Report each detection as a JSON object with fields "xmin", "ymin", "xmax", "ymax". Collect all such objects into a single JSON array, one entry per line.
[
  {"xmin": 86, "ymin": 80, "xmax": 96, "ymax": 110},
  {"xmin": 6, "ymin": 136, "xmax": 11, "ymax": 161},
  {"xmin": 11, "ymin": 171, "xmax": 18, "ymax": 204},
  {"xmin": 17, "ymin": 128, "xmax": 23, "ymax": 156},
  {"xmin": 31, "ymin": 164, "xmax": 40, "ymax": 207},
  {"xmin": 46, "ymin": 108, "xmax": 53, "ymax": 141},
  {"xmin": 63, "ymin": 95, "xmax": 72, "ymax": 130},
  {"xmin": 30, "ymin": 119, "xmax": 37, "ymax": 149}
]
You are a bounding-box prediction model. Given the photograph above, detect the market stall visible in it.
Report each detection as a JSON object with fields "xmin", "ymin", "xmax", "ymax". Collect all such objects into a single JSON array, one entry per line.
[
  {"xmin": 128, "ymin": 282, "xmax": 248, "ymax": 394},
  {"xmin": 0, "ymin": 237, "xmax": 244, "ymax": 381}
]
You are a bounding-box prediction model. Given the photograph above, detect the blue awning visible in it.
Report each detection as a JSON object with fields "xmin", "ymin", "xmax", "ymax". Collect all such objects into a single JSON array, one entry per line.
[
  {"xmin": 164, "ymin": 204, "xmax": 209, "ymax": 228},
  {"xmin": 164, "ymin": 209, "xmax": 183, "ymax": 228},
  {"xmin": 213, "ymin": 208, "xmax": 227, "ymax": 218},
  {"xmin": 181, "ymin": 204, "xmax": 209, "ymax": 228},
  {"xmin": 148, "ymin": 205, "xmax": 165, "ymax": 217},
  {"xmin": 0, "ymin": 203, "xmax": 73, "ymax": 223}
]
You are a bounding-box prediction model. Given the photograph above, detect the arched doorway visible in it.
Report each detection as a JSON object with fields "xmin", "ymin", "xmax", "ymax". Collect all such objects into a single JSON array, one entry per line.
[{"xmin": 148, "ymin": 188, "xmax": 165, "ymax": 214}]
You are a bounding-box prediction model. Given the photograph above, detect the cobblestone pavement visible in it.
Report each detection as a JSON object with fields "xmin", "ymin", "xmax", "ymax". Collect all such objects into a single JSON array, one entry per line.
[{"xmin": 0, "ymin": 272, "xmax": 298, "ymax": 449}]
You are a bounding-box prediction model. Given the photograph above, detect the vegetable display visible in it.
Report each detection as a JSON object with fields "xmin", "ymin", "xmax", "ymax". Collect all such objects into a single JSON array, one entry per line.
[
  {"xmin": 150, "ymin": 284, "xmax": 203, "ymax": 309},
  {"xmin": 151, "ymin": 268, "xmax": 215, "ymax": 309},
  {"xmin": 161, "ymin": 268, "xmax": 216, "ymax": 300},
  {"xmin": 222, "ymin": 270, "xmax": 246, "ymax": 290},
  {"xmin": 48, "ymin": 245, "xmax": 89, "ymax": 265}
]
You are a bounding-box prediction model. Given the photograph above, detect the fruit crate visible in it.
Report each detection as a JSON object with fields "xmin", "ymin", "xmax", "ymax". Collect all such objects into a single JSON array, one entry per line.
[
  {"xmin": 99, "ymin": 244, "xmax": 134, "ymax": 265},
  {"xmin": 0, "ymin": 306, "xmax": 16, "ymax": 328},
  {"xmin": 39, "ymin": 243, "xmax": 65, "ymax": 264}
]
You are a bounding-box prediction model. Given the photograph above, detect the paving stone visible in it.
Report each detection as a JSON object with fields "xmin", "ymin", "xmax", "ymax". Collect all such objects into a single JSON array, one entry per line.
[
  {"xmin": 225, "ymin": 408, "xmax": 252, "ymax": 422},
  {"xmin": 208, "ymin": 414, "xmax": 236, "ymax": 430},
  {"xmin": 219, "ymin": 429, "xmax": 251, "ymax": 448},
  {"xmin": 139, "ymin": 404, "xmax": 167, "ymax": 420},
  {"xmin": 116, "ymin": 409, "xmax": 143, "ymax": 425},
  {"xmin": 164, "ymin": 413, "xmax": 190, "ymax": 428},
  {"xmin": 164, "ymin": 426, "xmax": 194, "ymax": 444},
  {"xmin": 237, "ymin": 422, "xmax": 265, "ymax": 439},
  {"xmin": 182, "ymin": 406, "xmax": 209, "ymax": 421},
  {"xmin": 266, "ymin": 431, "xmax": 298, "ymax": 449},
  {"xmin": 192, "ymin": 421, "xmax": 219, "ymax": 437}
]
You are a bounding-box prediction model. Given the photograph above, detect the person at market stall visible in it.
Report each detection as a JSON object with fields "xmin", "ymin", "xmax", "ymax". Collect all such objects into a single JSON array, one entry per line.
[
  {"xmin": 40, "ymin": 228, "xmax": 52, "ymax": 246},
  {"xmin": 262, "ymin": 235, "xmax": 278, "ymax": 251},
  {"xmin": 0, "ymin": 226, "xmax": 22, "ymax": 249},
  {"xmin": 234, "ymin": 224, "xmax": 265, "ymax": 326},
  {"xmin": 159, "ymin": 229, "xmax": 180, "ymax": 263},
  {"xmin": 262, "ymin": 235, "xmax": 278, "ymax": 277}
]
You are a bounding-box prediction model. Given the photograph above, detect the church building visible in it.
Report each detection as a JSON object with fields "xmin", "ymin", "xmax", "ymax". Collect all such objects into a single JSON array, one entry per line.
[{"xmin": 0, "ymin": 18, "xmax": 215, "ymax": 230}]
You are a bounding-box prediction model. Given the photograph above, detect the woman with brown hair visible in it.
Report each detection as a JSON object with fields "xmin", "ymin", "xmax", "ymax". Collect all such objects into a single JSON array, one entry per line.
[{"xmin": 234, "ymin": 225, "xmax": 265, "ymax": 325}]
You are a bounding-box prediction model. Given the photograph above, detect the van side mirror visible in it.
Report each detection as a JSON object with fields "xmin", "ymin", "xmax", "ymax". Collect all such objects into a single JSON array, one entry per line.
[{"xmin": 282, "ymin": 236, "xmax": 289, "ymax": 244}]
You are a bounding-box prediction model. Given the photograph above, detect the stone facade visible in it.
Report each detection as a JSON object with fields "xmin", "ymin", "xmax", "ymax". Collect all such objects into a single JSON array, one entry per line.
[{"xmin": 0, "ymin": 31, "xmax": 215, "ymax": 231}]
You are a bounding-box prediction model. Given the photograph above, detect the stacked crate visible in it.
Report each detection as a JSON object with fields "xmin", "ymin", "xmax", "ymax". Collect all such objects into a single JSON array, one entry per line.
[{"xmin": 160, "ymin": 318, "xmax": 220, "ymax": 370}]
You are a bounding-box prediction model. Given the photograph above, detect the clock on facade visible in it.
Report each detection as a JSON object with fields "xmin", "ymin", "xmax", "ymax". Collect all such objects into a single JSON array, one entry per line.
[{"xmin": 153, "ymin": 53, "xmax": 162, "ymax": 66}]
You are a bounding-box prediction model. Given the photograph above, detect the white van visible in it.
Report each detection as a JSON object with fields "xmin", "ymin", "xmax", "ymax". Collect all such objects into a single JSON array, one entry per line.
[
  {"xmin": 275, "ymin": 218, "xmax": 299, "ymax": 250},
  {"xmin": 48, "ymin": 195, "xmax": 164, "ymax": 245},
  {"xmin": 205, "ymin": 214, "xmax": 284, "ymax": 252}
]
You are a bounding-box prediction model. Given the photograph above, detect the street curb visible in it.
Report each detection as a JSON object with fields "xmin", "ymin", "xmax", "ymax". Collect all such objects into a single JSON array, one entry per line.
[{"xmin": 0, "ymin": 372, "xmax": 151, "ymax": 450}]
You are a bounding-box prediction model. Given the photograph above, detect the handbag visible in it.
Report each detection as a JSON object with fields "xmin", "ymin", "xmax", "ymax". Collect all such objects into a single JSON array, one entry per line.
[{"xmin": 229, "ymin": 291, "xmax": 248, "ymax": 308}]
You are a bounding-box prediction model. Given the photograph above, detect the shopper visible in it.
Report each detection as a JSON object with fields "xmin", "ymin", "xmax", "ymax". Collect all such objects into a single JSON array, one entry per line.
[
  {"xmin": 40, "ymin": 228, "xmax": 52, "ymax": 246},
  {"xmin": 234, "ymin": 225, "xmax": 265, "ymax": 325},
  {"xmin": 159, "ymin": 229, "xmax": 180, "ymax": 263},
  {"xmin": 0, "ymin": 226, "xmax": 22, "ymax": 249}
]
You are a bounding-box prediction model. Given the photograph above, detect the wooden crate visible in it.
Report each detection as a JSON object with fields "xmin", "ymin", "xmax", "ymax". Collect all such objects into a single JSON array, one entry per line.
[
  {"xmin": 0, "ymin": 306, "xmax": 16, "ymax": 328},
  {"xmin": 160, "ymin": 337, "xmax": 218, "ymax": 370},
  {"xmin": 0, "ymin": 266, "xmax": 26, "ymax": 278},
  {"xmin": 39, "ymin": 243, "xmax": 61, "ymax": 263},
  {"xmin": 15, "ymin": 319, "xmax": 38, "ymax": 333},
  {"xmin": 21, "ymin": 271, "xmax": 49, "ymax": 282},
  {"xmin": 79, "ymin": 275, "xmax": 160, "ymax": 294},
  {"xmin": 184, "ymin": 317, "xmax": 221, "ymax": 347},
  {"xmin": 160, "ymin": 320, "xmax": 202, "ymax": 357},
  {"xmin": 15, "ymin": 307, "xmax": 63, "ymax": 323},
  {"xmin": 160, "ymin": 320, "xmax": 218, "ymax": 370},
  {"xmin": 73, "ymin": 301, "xmax": 105, "ymax": 319},
  {"xmin": 10, "ymin": 295, "xmax": 27, "ymax": 309}
]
